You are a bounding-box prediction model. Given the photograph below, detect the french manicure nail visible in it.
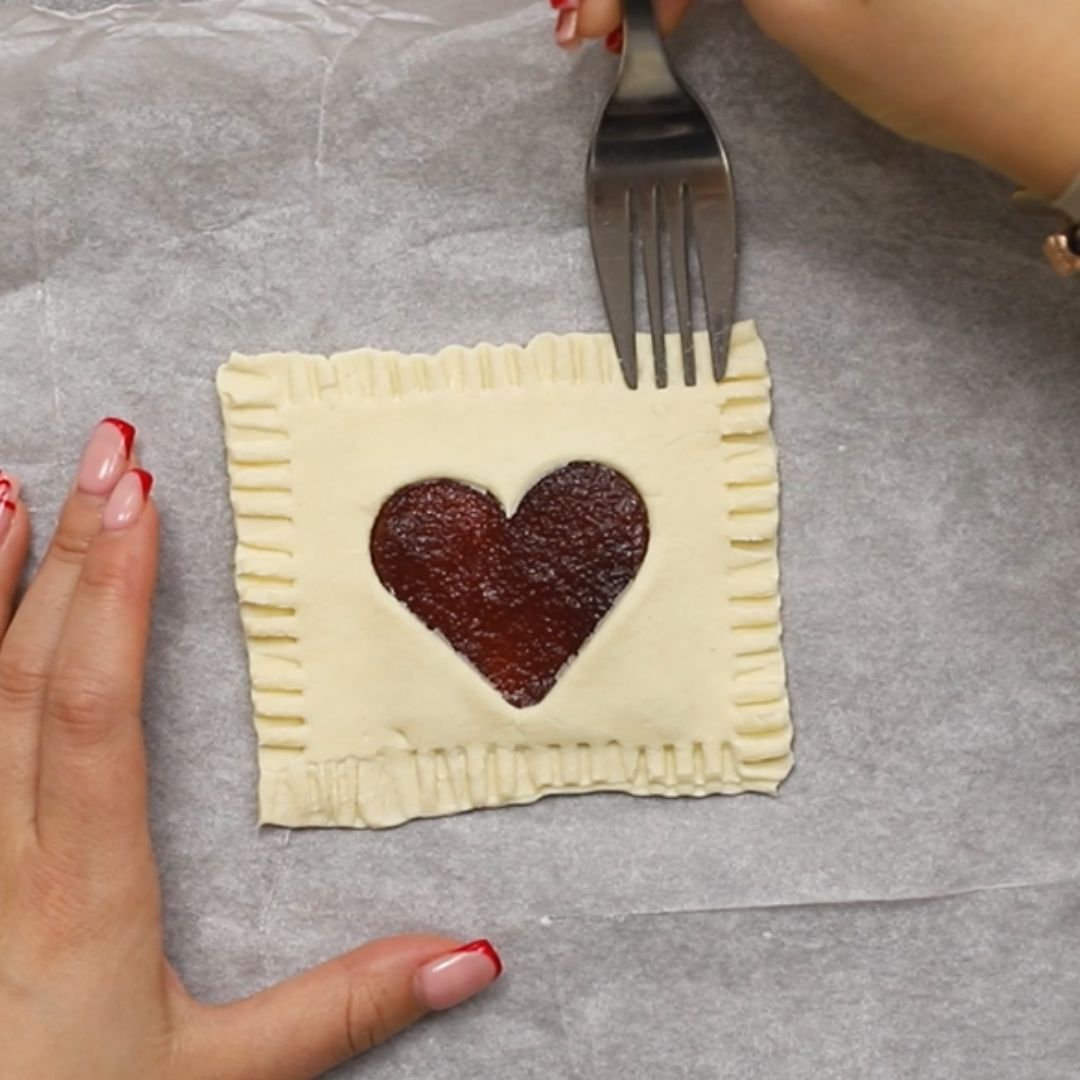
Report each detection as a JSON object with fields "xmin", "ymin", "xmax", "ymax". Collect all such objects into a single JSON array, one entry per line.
[
  {"xmin": 605, "ymin": 26, "xmax": 624, "ymax": 54},
  {"xmin": 414, "ymin": 939, "xmax": 503, "ymax": 1012},
  {"xmin": 0, "ymin": 497, "xmax": 15, "ymax": 547},
  {"xmin": 0, "ymin": 471, "xmax": 20, "ymax": 502},
  {"xmin": 555, "ymin": 8, "xmax": 580, "ymax": 49},
  {"xmin": 102, "ymin": 469, "xmax": 153, "ymax": 532},
  {"xmin": 78, "ymin": 417, "xmax": 136, "ymax": 496}
]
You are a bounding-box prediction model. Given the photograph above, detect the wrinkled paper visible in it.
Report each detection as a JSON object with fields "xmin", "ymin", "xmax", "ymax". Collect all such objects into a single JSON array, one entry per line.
[{"xmin": 0, "ymin": 1, "xmax": 1077, "ymax": 1076}]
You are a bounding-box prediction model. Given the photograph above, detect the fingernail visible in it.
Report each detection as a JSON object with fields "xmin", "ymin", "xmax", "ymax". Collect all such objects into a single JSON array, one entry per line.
[
  {"xmin": 0, "ymin": 495, "xmax": 15, "ymax": 547},
  {"xmin": 102, "ymin": 469, "xmax": 153, "ymax": 532},
  {"xmin": 414, "ymin": 940, "xmax": 503, "ymax": 1012},
  {"xmin": 0, "ymin": 471, "xmax": 20, "ymax": 502},
  {"xmin": 78, "ymin": 417, "xmax": 136, "ymax": 496},
  {"xmin": 0, "ymin": 473, "xmax": 21, "ymax": 546},
  {"xmin": 549, "ymin": 0, "xmax": 577, "ymax": 9},
  {"xmin": 555, "ymin": 8, "xmax": 580, "ymax": 49},
  {"xmin": 605, "ymin": 26, "xmax": 623, "ymax": 54}
]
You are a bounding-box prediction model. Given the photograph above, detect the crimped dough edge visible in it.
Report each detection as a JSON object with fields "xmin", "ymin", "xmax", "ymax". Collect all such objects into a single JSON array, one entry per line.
[{"xmin": 218, "ymin": 323, "xmax": 792, "ymax": 829}]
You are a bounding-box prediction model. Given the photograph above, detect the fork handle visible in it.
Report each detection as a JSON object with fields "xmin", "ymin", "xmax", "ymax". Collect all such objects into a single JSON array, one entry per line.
[{"xmin": 615, "ymin": 0, "xmax": 682, "ymax": 102}]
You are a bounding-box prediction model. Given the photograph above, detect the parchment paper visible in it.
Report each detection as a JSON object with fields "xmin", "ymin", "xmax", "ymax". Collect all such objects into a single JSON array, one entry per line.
[{"xmin": 0, "ymin": 1, "xmax": 1077, "ymax": 1076}]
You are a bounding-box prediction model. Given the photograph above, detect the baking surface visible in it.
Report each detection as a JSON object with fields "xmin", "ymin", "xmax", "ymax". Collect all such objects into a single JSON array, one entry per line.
[{"xmin": 0, "ymin": 1, "xmax": 1077, "ymax": 1076}]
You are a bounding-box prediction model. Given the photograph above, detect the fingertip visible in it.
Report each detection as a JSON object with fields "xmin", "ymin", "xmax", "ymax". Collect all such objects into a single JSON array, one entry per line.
[
  {"xmin": 123, "ymin": 487, "xmax": 160, "ymax": 556},
  {"xmin": 77, "ymin": 417, "xmax": 135, "ymax": 497},
  {"xmin": 576, "ymin": 0, "xmax": 621, "ymax": 38},
  {"xmin": 0, "ymin": 479, "xmax": 30, "ymax": 564},
  {"xmin": 132, "ymin": 468, "xmax": 154, "ymax": 498},
  {"xmin": 102, "ymin": 468, "xmax": 154, "ymax": 533},
  {"xmin": 0, "ymin": 496, "xmax": 19, "ymax": 552},
  {"xmin": 413, "ymin": 939, "xmax": 504, "ymax": 1013},
  {"xmin": 0, "ymin": 469, "xmax": 22, "ymax": 503},
  {"xmin": 577, "ymin": 0, "xmax": 693, "ymax": 39},
  {"xmin": 663, "ymin": 0, "xmax": 696, "ymax": 34}
]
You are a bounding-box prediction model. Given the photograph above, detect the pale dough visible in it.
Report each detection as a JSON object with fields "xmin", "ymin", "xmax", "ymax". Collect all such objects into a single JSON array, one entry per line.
[{"xmin": 217, "ymin": 322, "xmax": 792, "ymax": 828}]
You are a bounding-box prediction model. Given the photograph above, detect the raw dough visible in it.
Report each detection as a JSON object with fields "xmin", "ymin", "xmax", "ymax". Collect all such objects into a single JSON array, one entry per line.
[{"xmin": 217, "ymin": 322, "xmax": 792, "ymax": 828}]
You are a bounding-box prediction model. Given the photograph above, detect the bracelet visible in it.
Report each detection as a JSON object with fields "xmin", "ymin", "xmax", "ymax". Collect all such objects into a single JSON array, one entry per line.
[
  {"xmin": 1015, "ymin": 173, "xmax": 1080, "ymax": 277},
  {"xmin": 1045, "ymin": 173, "xmax": 1080, "ymax": 277}
]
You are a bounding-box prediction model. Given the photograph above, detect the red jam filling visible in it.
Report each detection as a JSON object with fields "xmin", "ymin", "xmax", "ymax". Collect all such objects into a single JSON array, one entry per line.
[{"xmin": 370, "ymin": 461, "xmax": 649, "ymax": 707}]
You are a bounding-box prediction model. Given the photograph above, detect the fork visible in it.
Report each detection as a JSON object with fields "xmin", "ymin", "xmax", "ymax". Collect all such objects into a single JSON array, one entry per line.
[{"xmin": 586, "ymin": 0, "xmax": 737, "ymax": 389}]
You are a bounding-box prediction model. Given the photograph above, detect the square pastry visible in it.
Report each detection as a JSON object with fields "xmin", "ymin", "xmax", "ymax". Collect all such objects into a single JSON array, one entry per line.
[{"xmin": 217, "ymin": 322, "xmax": 792, "ymax": 828}]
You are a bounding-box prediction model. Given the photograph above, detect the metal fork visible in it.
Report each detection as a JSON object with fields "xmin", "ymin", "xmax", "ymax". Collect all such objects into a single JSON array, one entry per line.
[{"xmin": 586, "ymin": 0, "xmax": 737, "ymax": 389}]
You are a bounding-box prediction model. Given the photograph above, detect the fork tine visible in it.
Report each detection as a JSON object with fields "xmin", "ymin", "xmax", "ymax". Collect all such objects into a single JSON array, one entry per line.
[
  {"xmin": 664, "ymin": 182, "xmax": 695, "ymax": 386},
  {"xmin": 690, "ymin": 180, "xmax": 737, "ymax": 381},
  {"xmin": 638, "ymin": 185, "xmax": 667, "ymax": 388},
  {"xmin": 587, "ymin": 179, "xmax": 638, "ymax": 389}
]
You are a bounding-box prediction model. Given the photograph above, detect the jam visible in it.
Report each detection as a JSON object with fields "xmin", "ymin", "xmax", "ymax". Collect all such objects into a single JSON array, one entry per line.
[{"xmin": 370, "ymin": 461, "xmax": 649, "ymax": 707}]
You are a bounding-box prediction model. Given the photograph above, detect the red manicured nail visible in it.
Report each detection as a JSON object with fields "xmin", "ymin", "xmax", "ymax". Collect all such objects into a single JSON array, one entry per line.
[
  {"xmin": 78, "ymin": 418, "xmax": 135, "ymax": 496},
  {"xmin": 103, "ymin": 417, "xmax": 136, "ymax": 456},
  {"xmin": 102, "ymin": 469, "xmax": 153, "ymax": 532},
  {"xmin": 452, "ymin": 939, "xmax": 504, "ymax": 978},
  {"xmin": 413, "ymin": 939, "xmax": 503, "ymax": 1012},
  {"xmin": 606, "ymin": 26, "xmax": 623, "ymax": 54},
  {"xmin": 0, "ymin": 498, "xmax": 16, "ymax": 546},
  {"xmin": 549, "ymin": 0, "xmax": 577, "ymax": 9},
  {"xmin": 132, "ymin": 468, "xmax": 154, "ymax": 498},
  {"xmin": 0, "ymin": 473, "xmax": 20, "ymax": 502}
]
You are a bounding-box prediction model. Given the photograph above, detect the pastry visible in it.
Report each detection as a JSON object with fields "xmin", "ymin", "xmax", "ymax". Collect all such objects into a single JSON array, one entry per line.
[{"xmin": 217, "ymin": 322, "xmax": 791, "ymax": 828}]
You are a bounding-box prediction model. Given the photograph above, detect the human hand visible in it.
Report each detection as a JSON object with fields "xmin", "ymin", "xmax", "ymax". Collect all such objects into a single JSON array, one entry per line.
[
  {"xmin": 552, "ymin": 0, "xmax": 693, "ymax": 50},
  {"xmin": 0, "ymin": 420, "xmax": 501, "ymax": 1080},
  {"xmin": 555, "ymin": 0, "xmax": 1080, "ymax": 199}
]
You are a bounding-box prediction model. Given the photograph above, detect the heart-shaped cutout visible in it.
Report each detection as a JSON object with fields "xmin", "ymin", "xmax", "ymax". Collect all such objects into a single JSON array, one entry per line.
[{"xmin": 370, "ymin": 461, "xmax": 649, "ymax": 707}]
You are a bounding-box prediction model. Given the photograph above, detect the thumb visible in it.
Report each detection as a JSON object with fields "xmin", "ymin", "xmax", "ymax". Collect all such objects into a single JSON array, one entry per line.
[{"xmin": 190, "ymin": 935, "xmax": 503, "ymax": 1080}]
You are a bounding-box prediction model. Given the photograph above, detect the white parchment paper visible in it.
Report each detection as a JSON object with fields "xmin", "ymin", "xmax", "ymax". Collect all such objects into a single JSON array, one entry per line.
[{"xmin": 0, "ymin": 1, "xmax": 1077, "ymax": 1076}]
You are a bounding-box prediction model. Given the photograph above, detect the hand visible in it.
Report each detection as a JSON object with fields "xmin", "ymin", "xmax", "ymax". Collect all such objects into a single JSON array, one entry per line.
[
  {"xmin": 558, "ymin": 0, "xmax": 1080, "ymax": 199},
  {"xmin": 0, "ymin": 420, "xmax": 501, "ymax": 1080},
  {"xmin": 552, "ymin": 0, "xmax": 693, "ymax": 49}
]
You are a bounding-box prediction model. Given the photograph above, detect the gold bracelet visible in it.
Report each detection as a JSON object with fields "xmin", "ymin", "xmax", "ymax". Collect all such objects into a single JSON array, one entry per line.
[
  {"xmin": 1015, "ymin": 173, "xmax": 1080, "ymax": 277},
  {"xmin": 1046, "ymin": 173, "xmax": 1080, "ymax": 277},
  {"xmin": 1044, "ymin": 224, "xmax": 1080, "ymax": 278}
]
